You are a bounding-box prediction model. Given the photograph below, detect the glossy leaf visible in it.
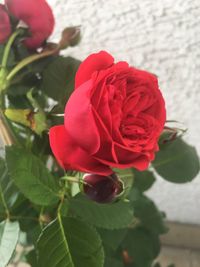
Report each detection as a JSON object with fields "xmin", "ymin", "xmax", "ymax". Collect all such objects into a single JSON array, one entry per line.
[
  {"xmin": 0, "ymin": 220, "xmax": 20, "ymax": 267},
  {"xmin": 104, "ymin": 257, "xmax": 124, "ymax": 267},
  {"xmin": 0, "ymin": 158, "xmax": 18, "ymax": 219},
  {"xmin": 133, "ymin": 170, "xmax": 156, "ymax": 192},
  {"xmin": 153, "ymin": 138, "xmax": 200, "ymax": 183},
  {"xmin": 121, "ymin": 227, "xmax": 160, "ymax": 267},
  {"xmin": 132, "ymin": 195, "xmax": 168, "ymax": 235},
  {"xmin": 37, "ymin": 216, "xmax": 104, "ymax": 267},
  {"xmin": 26, "ymin": 249, "xmax": 38, "ymax": 267},
  {"xmin": 6, "ymin": 146, "xmax": 60, "ymax": 206},
  {"xmin": 41, "ymin": 56, "xmax": 81, "ymax": 108},
  {"xmin": 69, "ymin": 193, "xmax": 133, "ymax": 229},
  {"xmin": 98, "ymin": 228, "xmax": 127, "ymax": 251}
]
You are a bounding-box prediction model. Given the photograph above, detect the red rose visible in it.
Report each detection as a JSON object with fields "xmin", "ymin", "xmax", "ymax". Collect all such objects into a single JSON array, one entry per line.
[
  {"xmin": 49, "ymin": 51, "xmax": 166, "ymax": 175},
  {"xmin": 0, "ymin": 4, "xmax": 11, "ymax": 44},
  {"xmin": 5, "ymin": 0, "xmax": 54, "ymax": 49}
]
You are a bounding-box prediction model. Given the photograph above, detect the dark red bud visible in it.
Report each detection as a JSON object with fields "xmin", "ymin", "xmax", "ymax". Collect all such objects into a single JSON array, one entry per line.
[{"xmin": 83, "ymin": 173, "xmax": 123, "ymax": 203}]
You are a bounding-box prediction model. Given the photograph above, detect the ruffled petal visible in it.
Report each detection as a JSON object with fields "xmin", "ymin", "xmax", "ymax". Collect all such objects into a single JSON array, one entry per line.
[
  {"xmin": 65, "ymin": 79, "xmax": 100, "ymax": 155},
  {"xmin": 49, "ymin": 125, "xmax": 112, "ymax": 175},
  {"xmin": 75, "ymin": 51, "xmax": 114, "ymax": 88},
  {"xmin": 94, "ymin": 142, "xmax": 150, "ymax": 171}
]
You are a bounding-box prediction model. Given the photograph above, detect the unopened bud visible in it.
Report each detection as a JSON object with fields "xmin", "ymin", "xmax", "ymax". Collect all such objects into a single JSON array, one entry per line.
[
  {"xmin": 83, "ymin": 173, "xmax": 123, "ymax": 203},
  {"xmin": 59, "ymin": 26, "xmax": 81, "ymax": 49}
]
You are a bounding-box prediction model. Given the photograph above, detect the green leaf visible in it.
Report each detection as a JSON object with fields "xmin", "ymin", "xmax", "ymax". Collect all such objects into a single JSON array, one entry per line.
[
  {"xmin": 113, "ymin": 168, "xmax": 134, "ymax": 198},
  {"xmin": 0, "ymin": 220, "xmax": 20, "ymax": 267},
  {"xmin": 153, "ymin": 263, "xmax": 162, "ymax": 267},
  {"xmin": 10, "ymin": 195, "xmax": 40, "ymax": 242},
  {"xmin": 132, "ymin": 195, "xmax": 168, "ymax": 235},
  {"xmin": 121, "ymin": 227, "xmax": 160, "ymax": 267},
  {"xmin": 7, "ymin": 94, "xmax": 32, "ymax": 109},
  {"xmin": 41, "ymin": 56, "xmax": 81, "ymax": 108},
  {"xmin": 0, "ymin": 158, "xmax": 18, "ymax": 219},
  {"xmin": 133, "ymin": 170, "xmax": 156, "ymax": 192},
  {"xmin": 153, "ymin": 138, "xmax": 200, "ymax": 183},
  {"xmin": 37, "ymin": 216, "xmax": 104, "ymax": 267},
  {"xmin": 104, "ymin": 257, "xmax": 124, "ymax": 267},
  {"xmin": 6, "ymin": 146, "xmax": 60, "ymax": 206},
  {"xmin": 98, "ymin": 228, "xmax": 127, "ymax": 251},
  {"xmin": 0, "ymin": 45, "xmax": 15, "ymax": 67},
  {"xmin": 128, "ymin": 187, "xmax": 141, "ymax": 202},
  {"xmin": 69, "ymin": 193, "xmax": 133, "ymax": 229},
  {"xmin": 26, "ymin": 249, "xmax": 38, "ymax": 267}
]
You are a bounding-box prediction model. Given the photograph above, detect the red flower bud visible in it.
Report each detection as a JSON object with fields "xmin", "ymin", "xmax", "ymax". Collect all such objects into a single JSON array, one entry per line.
[
  {"xmin": 83, "ymin": 173, "xmax": 123, "ymax": 203},
  {"xmin": 5, "ymin": 0, "xmax": 55, "ymax": 49},
  {"xmin": 0, "ymin": 4, "xmax": 11, "ymax": 44}
]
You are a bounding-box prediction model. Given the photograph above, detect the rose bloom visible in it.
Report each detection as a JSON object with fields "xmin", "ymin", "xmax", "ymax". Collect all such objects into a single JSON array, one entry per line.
[
  {"xmin": 5, "ymin": 0, "xmax": 54, "ymax": 49},
  {"xmin": 0, "ymin": 4, "xmax": 11, "ymax": 43},
  {"xmin": 49, "ymin": 51, "xmax": 166, "ymax": 175}
]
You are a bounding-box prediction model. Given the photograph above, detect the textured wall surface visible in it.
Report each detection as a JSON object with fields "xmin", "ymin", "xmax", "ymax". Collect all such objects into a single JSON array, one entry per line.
[
  {"xmin": 47, "ymin": 0, "xmax": 200, "ymax": 224},
  {"xmin": 1, "ymin": 0, "xmax": 200, "ymax": 224}
]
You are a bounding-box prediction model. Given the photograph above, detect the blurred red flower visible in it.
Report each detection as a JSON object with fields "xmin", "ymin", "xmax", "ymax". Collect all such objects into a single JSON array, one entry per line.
[
  {"xmin": 5, "ymin": 0, "xmax": 54, "ymax": 49},
  {"xmin": 0, "ymin": 4, "xmax": 11, "ymax": 44}
]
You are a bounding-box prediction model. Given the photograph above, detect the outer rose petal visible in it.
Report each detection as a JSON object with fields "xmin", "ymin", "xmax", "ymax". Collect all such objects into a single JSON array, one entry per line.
[
  {"xmin": 75, "ymin": 51, "xmax": 114, "ymax": 89},
  {"xmin": 5, "ymin": 0, "xmax": 38, "ymax": 16},
  {"xmin": 65, "ymin": 80, "xmax": 100, "ymax": 155},
  {"xmin": 24, "ymin": 16, "xmax": 54, "ymax": 49},
  {"xmin": 49, "ymin": 125, "xmax": 112, "ymax": 175},
  {"xmin": 0, "ymin": 4, "xmax": 11, "ymax": 43},
  {"xmin": 94, "ymin": 142, "xmax": 150, "ymax": 171},
  {"xmin": 5, "ymin": 0, "xmax": 54, "ymax": 49}
]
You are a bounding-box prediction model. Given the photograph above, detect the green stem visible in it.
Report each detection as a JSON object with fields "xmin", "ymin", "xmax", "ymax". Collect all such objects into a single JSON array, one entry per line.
[
  {"xmin": 39, "ymin": 207, "xmax": 45, "ymax": 229},
  {"xmin": 0, "ymin": 184, "xmax": 10, "ymax": 219},
  {"xmin": 27, "ymin": 88, "xmax": 45, "ymax": 116},
  {"xmin": 57, "ymin": 211, "xmax": 74, "ymax": 265},
  {"xmin": 57, "ymin": 193, "xmax": 65, "ymax": 215},
  {"xmin": 61, "ymin": 176, "xmax": 88, "ymax": 185},
  {"xmin": 0, "ymin": 93, "xmax": 21, "ymax": 146},
  {"xmin": 0, "ymin": 90, "xmax": 23, "ymax": 146},
  {"xmin": 0, "ymin": 109, "xmax": 16, "ymax": 145},
  {"xmin": 6, "ymin": 48, "xmax": 57, "ymax": 82},
  {"xmin": 1, "ymin": 29, "xmax": 23, "ymax": 68}
]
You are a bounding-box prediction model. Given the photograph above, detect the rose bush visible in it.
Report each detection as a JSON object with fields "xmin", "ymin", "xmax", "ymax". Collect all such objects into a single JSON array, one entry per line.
[
  {"xmin": 0, "ymin": 1, "xmax": 200, "ymax": 265},
  {"xmin": 0, "ymin": 4, "xmax": 11, "ymax": 43},
  {"xmin": 5, "ymin": 0, "xmax": 54, "ymax": 49},
  {"xmin": 50, "ymin": 51, "xmax": 166, "ymax": 175}
]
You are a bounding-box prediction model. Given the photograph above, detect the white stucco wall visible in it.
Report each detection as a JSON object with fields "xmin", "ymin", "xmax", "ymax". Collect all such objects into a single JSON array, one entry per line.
[
  {"xmin": 48, "ymin": 0, "xmax": 200, "ymax": 224},
  {"xmin": 0, "ymin": 0, "xmax": 199, "ymax": 224}
]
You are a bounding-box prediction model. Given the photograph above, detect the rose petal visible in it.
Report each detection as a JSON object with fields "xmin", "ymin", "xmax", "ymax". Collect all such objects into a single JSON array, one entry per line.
[
  {"xmin": 75, "ymin": 51, "xmax": 114, "ymax": 89},
  {"xmin": 24, "ymin": 15, "xmax": 54, "ymax": 49},
  {"xmin": 145, "ymin": 89, "xmax": 166, "ymax": 128},
  {"xmin": 93, "ymin": 141, "xmax": 150, "ymax": 171},
  {"xmin": 5, "ymin": 0, "xmax": 39, "ymax": 17},
  {"xmin": 0, "ymin": 4, "xmax": 11, "ymax": 43},
  {"xmin": 5, "ymin": 0, "xmax": 54, "ymax": 49},
  {"xmin": 65, "ymin": 79, "xmax": 100, "ymax": 155},
  {"xmin": 49, "ymin": 125, "xmax": 112, "ymax": 175}
]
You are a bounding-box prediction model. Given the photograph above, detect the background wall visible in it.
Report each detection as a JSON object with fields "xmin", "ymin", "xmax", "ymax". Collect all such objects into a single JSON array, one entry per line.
[
  {"xmin": 0, "ymin": 0, "xmax": 199, "ymax": 224},
  {"xmin": 48, "ymin": 0, "xmax": 200, "ymax": 224}
]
